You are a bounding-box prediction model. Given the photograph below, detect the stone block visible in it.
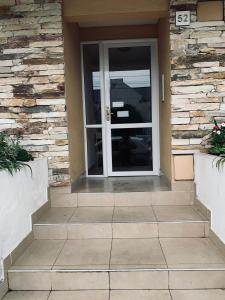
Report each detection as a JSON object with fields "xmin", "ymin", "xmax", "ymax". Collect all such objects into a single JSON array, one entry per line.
[
  {"xmin": 193, "ymin": 61, "xmax": 219, "ymax": 68},
  {"xmin": 173, "ymin": 124, "xmax": 199, "ymax": 131},
  {"xmin": 172, "ymin": 118, "xmax": 191, "ymax": 125},
  {"xmin": 172, "ymin": 85, "xmax": 215, "ymax": 94},
  {"xmin": 29, "ymin": 41, "xmax": 62, "ymax": 48}
]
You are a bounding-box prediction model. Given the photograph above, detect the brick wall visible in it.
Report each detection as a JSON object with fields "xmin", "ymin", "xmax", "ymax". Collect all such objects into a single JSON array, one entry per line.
[
  {"xmin": 0, "ymin": 0, "xmax": 69, "ymax": 186},
  {"xmin": 170, "ymin": 0, "xmax": 225, "ymax": 154}
]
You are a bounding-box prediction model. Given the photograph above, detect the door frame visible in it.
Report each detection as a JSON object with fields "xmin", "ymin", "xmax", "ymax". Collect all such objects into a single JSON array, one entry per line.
[{"xmin": 81, "ymin": 39, "xmax": 160, "ymax": 177}]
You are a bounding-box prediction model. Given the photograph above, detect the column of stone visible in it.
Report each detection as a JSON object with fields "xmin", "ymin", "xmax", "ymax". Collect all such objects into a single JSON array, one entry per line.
[
  {"xmin": 0, "ymin": 0, "xmax": 70, "ymax": 186},
  {"xmin": 170, "ymin": 0, "xmax": 225, "ymax": 153}
]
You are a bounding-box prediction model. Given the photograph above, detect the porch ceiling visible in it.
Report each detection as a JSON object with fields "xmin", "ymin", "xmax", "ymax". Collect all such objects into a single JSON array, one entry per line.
[
  {"xmin": 64, "ymin": 0, "xmax": 169, "ymax": 24},
  {"xmin": 78, "ymin": 19, "xmax": 159, "ymax": 28}
]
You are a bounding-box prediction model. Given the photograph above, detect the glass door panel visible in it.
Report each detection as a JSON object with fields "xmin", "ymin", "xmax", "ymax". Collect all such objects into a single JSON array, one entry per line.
[
  {"xmin": 83, "ymin": 44, "xmax": 102, "ymax": 125},
  {"xmin": 111, "ymin": 128, "xmax": 153, "ymax": 172},
  {"xmin": 86, "ymin": 128, "xmax": 103, "ymax": 175},
  {"xmin": 106, "ymin": 44, "xmax": 155, "ymax": 175},
  {"xmin": 82, "ymin": 44, "xmax": 103, "ymax": 175},
  {"xmin": 109, "ymin": 46, "xmax": 152, "ymax": 124}
]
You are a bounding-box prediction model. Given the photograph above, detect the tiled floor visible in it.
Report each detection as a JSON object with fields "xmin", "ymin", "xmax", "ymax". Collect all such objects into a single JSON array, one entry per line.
[
  {"xmin": 161, "ymin": 237, "xmax": 225, "ymax": 268},
  {"xmin": 27, "ymin": 207, "xmax": 211, "ymax": 271},
  {"xmin": 54, "ymin": 239, "xmax": 111, "ymax": 268},
  {"xmin": 5, "ymin": 203, "xmax": 225, "ymax": 296},
  {"xmin": 14, "ymin": 240, "xmax": 65, "ymax": 267},
  {"xmin": 12, "ymin": 236, "xmax": 225, "ymax": 270},
  {"xmin": 34, "ymin": 205, "xmax": 208, "ymax": 239},
  {"xmin": 4, "ymin": 290, "xmax": 225, "ymax": 300},
  {"xmin": 70, "ymin": 207, "xmax": 114, "ymax": 223},
  {"xmin": 72, "ymin": 176, "xmax": 170, "ymax": 193},
  {"xmin": 36, "ymin": 205, "xmax": 206, "ymax": 225},
  {"xmin": 36, "ymin": 208, "xmax": 75, "ymax": 224},
  {"xmin": 113, "ymin": 206, "xmax": 156, "ymax": 222},
  {"xmin": 153, "ymin": 205, "xmax": 204, "ymax": 221}
]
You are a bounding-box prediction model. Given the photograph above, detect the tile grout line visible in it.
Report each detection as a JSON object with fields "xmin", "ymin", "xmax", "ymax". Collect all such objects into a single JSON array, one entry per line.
[
  {"xmin": 108, "ymin": 206, "xmax": 115, "ymax": 294},
  {"xmin": 47, "ymin": 290, "xmax": 51, "ymax": 300},
  {"xmin": 65, "ymin": 207, "xmax": 77, "ymax": 240},
  {"xmin": 110, "ymin": 207, "xmax": 115, "ymax": 265},
  {"xmin": 108, "ymin": 271, "xmax": 111, "ymax": 300},
  {"xmin": 153, "ymin": 207, "xmax": 159, "ymax": 239},
  {"xmin": 51, "ymin": 239, "xmax": 67, "ymax": 270},
  {"xmin": 67, "ymin": 207, "xmax": 78, "ymax": 223},
  {"xmin": 169, "ymin": 289, "xmax": 173, "ymax": 300},
  {"xmin": 158, "ymin": 237, "xmax": 170, "ymax": 290}
]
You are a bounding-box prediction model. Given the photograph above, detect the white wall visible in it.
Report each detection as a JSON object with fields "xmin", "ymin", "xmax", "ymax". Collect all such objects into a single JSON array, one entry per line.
[
  {"xmin": 0, "ymin": 159, "xmax": 48, "ymax": 260},
  {"xmin": 195, "ymin": 153, "xmax": 225, "ymax": 243}
]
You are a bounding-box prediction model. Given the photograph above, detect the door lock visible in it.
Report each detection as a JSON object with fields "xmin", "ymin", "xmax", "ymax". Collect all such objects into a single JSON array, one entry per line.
[{"xmin": 106, "ymin": 106, "xmax": 111, "ymax": 121}]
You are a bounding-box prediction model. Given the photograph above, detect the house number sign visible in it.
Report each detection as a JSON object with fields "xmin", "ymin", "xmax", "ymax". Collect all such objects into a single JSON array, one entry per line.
[{"xmin": 176, "ymin": 11, "xmax": 191, "ymax": 26}]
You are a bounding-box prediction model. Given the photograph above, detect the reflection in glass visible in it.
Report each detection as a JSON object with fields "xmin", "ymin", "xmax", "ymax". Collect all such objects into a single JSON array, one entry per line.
[
  {"xmin": 109, "ymin": 46, "xmax": 152, "ymax": 124},
  {"xmin": 111, "ymin": 128, "xmax": 153, "ymax": 172},
  {"xmin": 83, "ymin": 44, "xmax": 101, "ymax": 124},
  {"xmin": 87, "ymin": 128, "xmax": 103, "ymax": 175}
]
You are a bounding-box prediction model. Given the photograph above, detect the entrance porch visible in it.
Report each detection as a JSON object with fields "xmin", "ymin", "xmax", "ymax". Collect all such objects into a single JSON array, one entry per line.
[{"xmin": 63, "ymin": 0, "xmax": 173, "ymax": 185}]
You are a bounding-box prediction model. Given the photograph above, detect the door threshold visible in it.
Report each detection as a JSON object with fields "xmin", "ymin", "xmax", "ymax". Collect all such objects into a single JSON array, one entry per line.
[{"xmin": 72, "ymin": 175, "xmax": 170, "ymax": 193}]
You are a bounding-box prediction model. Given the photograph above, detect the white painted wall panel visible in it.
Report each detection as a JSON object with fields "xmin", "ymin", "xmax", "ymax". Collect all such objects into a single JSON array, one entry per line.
[
  {"xmin": 195, "ymin": 153, "xmax": 225, "ymax": 243},
  {"xmin": 0, "ymin": 159, "xmax": 48, "ymax": 260}
]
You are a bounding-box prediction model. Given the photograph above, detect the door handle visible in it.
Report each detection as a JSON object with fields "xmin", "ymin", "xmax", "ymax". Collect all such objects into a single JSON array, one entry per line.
[{"xmin": 105, "ymin": 106, "xmax": 111, "ymax": 121}]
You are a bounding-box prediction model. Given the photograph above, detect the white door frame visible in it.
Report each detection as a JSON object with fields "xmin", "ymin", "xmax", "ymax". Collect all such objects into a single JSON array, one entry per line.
[{"xmin": 81, "ymin": 39, "xmax": 160, "ymax": 177}]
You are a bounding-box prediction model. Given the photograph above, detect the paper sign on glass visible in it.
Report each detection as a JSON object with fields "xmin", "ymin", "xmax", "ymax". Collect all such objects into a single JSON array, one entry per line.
[
  {"xmin": 112, "ymin": 101, "xmax": 124, "ymax": 108},
  {"xmin": 117, "ymin": 111, "xmax": 129, "ymax": 118}
]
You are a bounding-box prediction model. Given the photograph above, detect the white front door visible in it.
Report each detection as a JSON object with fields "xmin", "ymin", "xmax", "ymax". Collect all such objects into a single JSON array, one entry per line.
[{"xmin": 81, "ymin": 39, "xmax": 160, "ymax": 177}]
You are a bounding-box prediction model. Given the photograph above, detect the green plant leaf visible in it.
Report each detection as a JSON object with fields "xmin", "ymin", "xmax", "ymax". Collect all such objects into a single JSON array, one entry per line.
[{"xmin": 0, "ymin": 132, "xmax": 33, "ymax": 175}]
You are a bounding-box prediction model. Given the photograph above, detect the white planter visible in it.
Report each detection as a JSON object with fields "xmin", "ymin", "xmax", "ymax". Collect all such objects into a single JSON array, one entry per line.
[
  {"xmin": 0, "ymin": 158, "xmax": 48, "ymax": 260},
  {"xmin": 194, "ymin": 153, "xmax": 225, "ymax": 243}
]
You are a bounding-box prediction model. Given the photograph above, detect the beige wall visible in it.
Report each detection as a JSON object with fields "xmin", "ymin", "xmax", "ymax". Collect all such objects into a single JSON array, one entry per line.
[
  {"xmin": 173, "ymin": 155, "xmax": 194, "ymax": 181},
  {"xmin": 64, "ymin": 23, "xmax": 85, "ymax": 182},
  {"xmin": 197, "ymin": 1, "xmax": 224, "ymax": 22},
  {"xmin": 158, "ymin": 17, "xmax": 172, "ymax": 180},
  {"xmin": 64, "ymin": 0, "xmax": 168, "ymax": 22},
  {"xmin": 80, "ymin": 24, "xmax": 158, "ymax": 41}
]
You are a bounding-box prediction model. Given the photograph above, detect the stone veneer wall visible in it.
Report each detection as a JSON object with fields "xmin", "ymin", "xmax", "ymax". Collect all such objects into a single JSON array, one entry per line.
[
  {"xmin": 170, "ymin": 0, "xmax": 225, "ymax": 154},
  {"xmin": 0, "ymin": 0, "xmax": 69, "ymax": 186}
]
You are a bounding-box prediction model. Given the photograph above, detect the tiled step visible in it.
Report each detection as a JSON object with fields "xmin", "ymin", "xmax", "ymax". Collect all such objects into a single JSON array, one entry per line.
[
  {"xmin": 3, "ymin": 289, "xmax": 225, "ymax": 300},
  {"xmin": 8, "ymin": 237, "xmax": 225, "ymax": 291},
  {"xmin": 33, "ymin": 206, "xmax": 209, "ymax": 239},
  {"xmin": 50, "ymin": 191, "xmax": 194, "ymax": 207},
  {"xmin": 4, "ymin": 290, "xmax": 225, "ymax": 300}
]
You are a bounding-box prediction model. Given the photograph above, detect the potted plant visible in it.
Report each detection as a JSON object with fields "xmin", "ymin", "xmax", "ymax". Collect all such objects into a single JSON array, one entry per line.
[
  {"xmin": 208, "ymin": 120, "xmax": 225, "ymax": 170},
  {"xmin": 0, "ymin": 132, "xmax": 33, "ymax": 175}
]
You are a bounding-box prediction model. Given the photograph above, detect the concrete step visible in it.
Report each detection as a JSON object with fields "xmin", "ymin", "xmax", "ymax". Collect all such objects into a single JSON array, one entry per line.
[
  {"xmin": 50, "ymin": 191, "xmax": 194, "ymax": 207},
  {"xmin": 4, "ymin": 289, "xmax": 225, "ymax": 300},
  {"xmin": 33, "ymin": 206, "xmax": 208, "ymax": 239},
  {"xmin": 8, "ymin": 267, "xmax": 225, "ymax": 291},
  {"xmin": 8, "ymin": 237, "xmax": 225, "ymax": 291}
]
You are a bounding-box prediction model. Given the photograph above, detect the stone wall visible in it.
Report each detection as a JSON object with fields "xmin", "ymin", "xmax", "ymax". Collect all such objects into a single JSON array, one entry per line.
[
  {"xmin": 170, "ymin": 0, "xmax": 225, "ymax": 154},
  {"xmin": 0, "ymin": 0, "xmax": 69, "ymax": 186},
  {"xmin": 1, "ymin": 0, "xmax": 225, "ymax": 184}
]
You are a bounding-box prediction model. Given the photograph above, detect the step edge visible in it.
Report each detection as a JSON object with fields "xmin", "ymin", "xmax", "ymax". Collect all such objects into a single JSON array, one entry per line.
[
  {"xmin": 8, "ymin": 267, "xmax": 225, "ymax": 273},
  {"xmin": 33, "ymin": 220, "xmax": 209, "ymax": 225}
]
